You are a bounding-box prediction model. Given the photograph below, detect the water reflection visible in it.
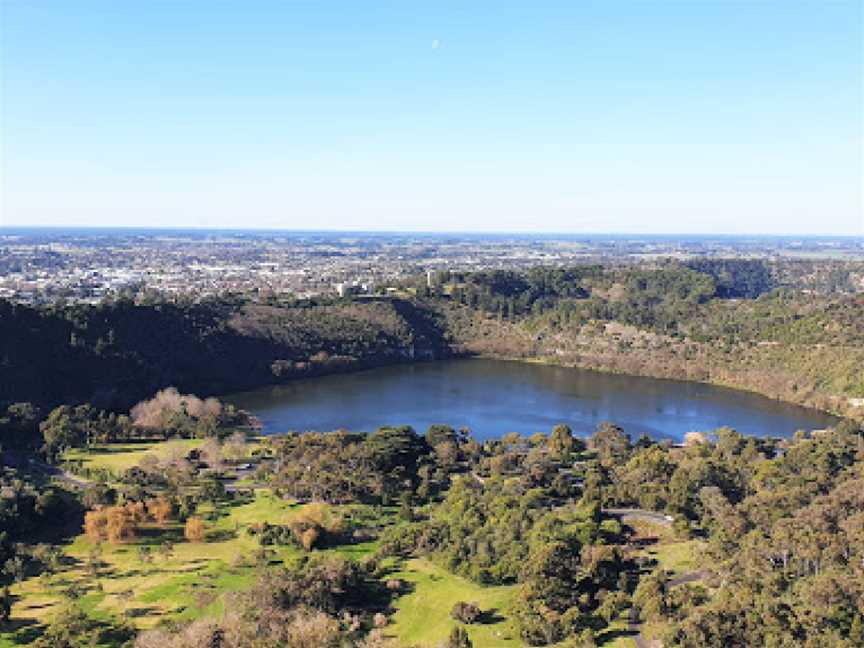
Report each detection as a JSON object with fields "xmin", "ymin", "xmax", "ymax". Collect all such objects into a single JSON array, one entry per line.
[{"xmin": 225, "ymin": 359, "xmax": 840, "ymax": 441}]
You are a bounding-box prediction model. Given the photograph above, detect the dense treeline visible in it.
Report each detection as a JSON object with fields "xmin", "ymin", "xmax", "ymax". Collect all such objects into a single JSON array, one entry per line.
[
  {"xmin": 438, "ymin": 262, "xmax": 864, "ymax": 417},
  {"xmin": 3, "ymin": 412, "xmax": 862, "ymax": 646},
  {"xmin": 0, "ymin": 470, "xmax": 81, "ymax": 589},
  {"xmin": 626, "ymin": 423, "xmax": 864, "ymax": 647},
  {"xmin": 0, "ymin": 296, "xmax": 450, "ymax": 412},
  {"xmin": 270, "ymin": 426, "xmax": 438, "ymax": 505},
  {"xmin": 3, "ymin": 258, "xmax": 863, "ymax": 438}
]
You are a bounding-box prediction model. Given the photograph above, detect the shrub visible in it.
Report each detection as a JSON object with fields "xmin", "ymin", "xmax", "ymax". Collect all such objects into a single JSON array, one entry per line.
[
  {"xmin": 450, "ymin": 601, "xmax": 482, "ymax": 624},
  {"xmin": 184, "ymin": 517, "xmax": 206, "ymax": 543}
]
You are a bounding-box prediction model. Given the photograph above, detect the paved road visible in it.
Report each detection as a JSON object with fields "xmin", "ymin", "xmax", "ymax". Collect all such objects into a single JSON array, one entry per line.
[
  {"xmin": 3, "ymin": 452, "xmax": 90, "ymax": 488},
  {"xmin": 668, "ymin": 570, "xmax": 709, "ymax": 587},
  {"xmin": 604, "ymin": 507, "xmax": 675, "ymax": 526}
]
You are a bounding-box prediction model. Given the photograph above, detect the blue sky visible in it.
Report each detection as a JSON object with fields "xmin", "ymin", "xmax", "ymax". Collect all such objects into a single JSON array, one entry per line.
[{"xmin": 1, "ymin": 1, "xmax": 862, "ymax": 234}]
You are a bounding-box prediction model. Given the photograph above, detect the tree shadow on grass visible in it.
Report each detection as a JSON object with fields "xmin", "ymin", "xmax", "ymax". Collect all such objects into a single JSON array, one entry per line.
[
  {"xmin": 596, "ymin": 627, "xmax": 638, "ymax": 645},
  {"xmin": 136, "ymin": 526, "xmax": 186, "ymax": 543},
  {"xmin": 477, "ymin": 607, "xmax": 506, "ymax": 625},
  {"xmin": 2, "ymin": 619, "xmax": 42, "ymax": 645},
  {"xmin": 206, "ymin": 528, "xmax": 237, "ymax": 543},
  {"xmin": 125, "ymin": 605, "xmax": 160, "ymax": 618}
]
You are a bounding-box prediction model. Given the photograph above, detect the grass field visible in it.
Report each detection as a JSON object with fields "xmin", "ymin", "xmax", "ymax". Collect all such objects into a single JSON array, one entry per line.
[
  {"xmin": 387, "ymin": 558, "xmax": 519, "ymax": 648},
  {"xmin": 651, "ymin": 539, "xmax": 702, "ymax": 576},
  {"xmin": 386, "ymin": 558, "xmax": 639, "ymax": 648},
  {"xmin": 625, "ymin": 518, "xmax": 703, "ymax": 578},
  {"xmin": 2, "ymin": 441, "xmax": 665, "ymax": 648},
  {"xmin": 0, "ymin": 487, "xmax": 387, "ymax": 647},
  {"xmin": 64, "ymin": 439, "xmax": 204, "ymax": 475}
]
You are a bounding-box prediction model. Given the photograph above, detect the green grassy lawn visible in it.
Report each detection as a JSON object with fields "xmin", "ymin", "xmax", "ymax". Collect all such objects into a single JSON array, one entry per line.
[
  {"xmin": 386, "ymin": 558, "xmax": 633, "ymax": 648},
  {"xmin": 64, "ymin": 439, "xmax": 204, "ymax": 475},
  {"xmin": 0, "ymin": 487, "xmax": 386, "ymax": 647},
  {"xmin": 387, "ymin": 558, "xmax": 520, "ymax": 648},
  {"xmin": 596, "ymin": 612, "xmax": 638, "ymax": 648},
  {"xmin": 651, "ymin": 539, "xmax": 702, "ymax": 576},
  {"xmin": 625, "ymin": 518, "xmax": 704, "ymax": 577}
]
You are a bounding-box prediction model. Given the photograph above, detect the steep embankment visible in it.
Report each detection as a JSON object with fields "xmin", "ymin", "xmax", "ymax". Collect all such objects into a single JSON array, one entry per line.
[
  {"xmin": 0, "ymin": 297, "xmax": 452, "ymax": 410},
  {"xmin": 437, "ymin": 301, "xmax": 864, "ymax": 421},
  {"xmin": 2, "ymin": 287, "xmax": 862, "ymax": 422}
]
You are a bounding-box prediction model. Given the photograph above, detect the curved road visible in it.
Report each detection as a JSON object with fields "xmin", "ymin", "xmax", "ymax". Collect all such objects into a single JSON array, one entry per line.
[{"xmin": 603, "ymin": 507, "xmax": 675, "ymax": 526}]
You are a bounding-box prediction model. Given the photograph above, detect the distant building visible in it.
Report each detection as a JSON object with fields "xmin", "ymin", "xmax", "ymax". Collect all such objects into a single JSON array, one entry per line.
[{"xmin": 426, "ymin": 270, "xmax": 437, "ymax": 288}]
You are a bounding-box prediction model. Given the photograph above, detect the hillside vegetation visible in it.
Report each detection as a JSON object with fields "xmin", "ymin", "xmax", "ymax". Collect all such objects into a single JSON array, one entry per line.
[
  {"xmin": 2, "ymin": 417, "xmax": 861, "ymax": 647},
  {"xmin": 0, "ymin": 296, "xmax": 450, "ymax": 412},
  {"xmin": 433, "ymin": 262, "xmax": 864, "ymax": 420}
]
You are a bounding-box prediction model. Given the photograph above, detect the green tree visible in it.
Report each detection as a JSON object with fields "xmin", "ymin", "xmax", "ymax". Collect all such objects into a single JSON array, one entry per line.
[
  {"xmin": 549, "ymin": 424, "xmax": 575, "ymax": 458},
  {"xmin": 447, "ymin": 626, "xmax": 473, "ymax": 648}
]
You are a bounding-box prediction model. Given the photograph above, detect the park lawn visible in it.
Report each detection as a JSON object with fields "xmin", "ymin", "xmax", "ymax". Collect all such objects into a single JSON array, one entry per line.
[
  {"xmin": 626, "ymin": 518, "xmax": 704, "ymax": 577},
  {"xmin": 1, "ymin": 489, "xmax": 388, "ymax": 646},
  {"xmin": 65, "ymin": 439, "xmax": 204, "ymax": 475},
  {"xmin": 651, "ymin": 539, "xmax": 703, "ymax": 576},
  {"xmin": 387, "ymin": 558, "xmax": 520, "ymax": 648},
  {"xmin": 596, "ymin": 611, "xmax": 638, "ymax": 648}
]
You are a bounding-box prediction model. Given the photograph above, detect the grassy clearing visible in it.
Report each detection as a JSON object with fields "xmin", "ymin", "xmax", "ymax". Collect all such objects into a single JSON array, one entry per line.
[
  {"xmin": 64, "ymin": 439, "xmax": 204, "ymax": 475},
  {"xmin": 596, "ymin": 612, "xmax": 638, "ymax": 648},
  {"xmin": 651, "ymin": 539, "xmax": 702, "ymax": 576},
  {"xmin": 387, "ymin": 558, "xmax": 519, "ymax": 648},
  {"xmin": 387, "ymin": 559, "xmax": 632, "ymax": 648},
  {"xmin": 625, "ymin": 518, "xmax": 703, "ymax": 577},
  {"xmin": 0, "ymin": 485, "xmax": 386, "ymax": 647}
]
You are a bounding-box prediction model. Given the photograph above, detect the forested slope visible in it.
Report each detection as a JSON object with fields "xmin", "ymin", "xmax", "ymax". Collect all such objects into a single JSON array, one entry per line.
[
  {"xmin": 2, "ymin": 260, "xmax": 863, "ymax": 423},
  {"xmin": 434, "ymin": 263, "xmax": 864, "ymax": 420},
  {"xmin": 0, "ymin": 296, "xmax": 450, "ymax": 411}
]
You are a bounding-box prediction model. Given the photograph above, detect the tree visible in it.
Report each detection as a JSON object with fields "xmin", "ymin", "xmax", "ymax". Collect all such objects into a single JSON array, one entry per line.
[
  {"xmin": 200, "ymin": 476, "xmax": 226, "ymax": 504},
  {"xmin": 300, "ymin": 527, "xmax": 320, "ymax": 552},
  {"xmin": 451, "ymin": 601, "xmax": 482, "ymax": 624},
  {"xmin": 633, "ymin": 570, "xmax": 667, "ymax": 623},
  {"xmin": 223, "ymin": 430, "xmax": 248, "ymax": 462},
  {"xmin": 158, "ymin": 541, "xmax": 175, "ymax": 561},
  {"xmin": 82, "ymin": 482, "xmax": 116, "ymax": 509},
  {"xmin": 589, "ymin": 422, "xmax": 630, "ymax": 467},
  {"xmin": 184, "ymin": 517, "xmax": 206, "ymax": 543},
  {"xmin": 86, "ymin": 545, "xmax": 102, "ymax": 577},
  {"xmin": 398, "ymin": 492, "xmax": 415, "ymax": 522},
  {"xmin": 447, "ymin": 626, "xmax": 473, "ymax": 648},
  {"xmin": 3, "ymin": 556, "xmax": 25, "ymax": 583},
  {"xmin": 0, "ymin": 586, "xmax": 11, "ymax": 624},
  {"xmin": 106, "ymin": 506, "xmax": 136, "ymax": 543},
  {"xmin": 147, "ymin": 497, "xmax": 173, "ymax": 526},
  {"xmin": 137, "ymin": 546, "xmax": 153, "ymax": 568},
  {"xmin": 549, "ymin": 424, "xmax": 575, "ymax": 457},
  {"xmin": 39, "ymin": 406, "xmax": 87, "ymax": 461}
]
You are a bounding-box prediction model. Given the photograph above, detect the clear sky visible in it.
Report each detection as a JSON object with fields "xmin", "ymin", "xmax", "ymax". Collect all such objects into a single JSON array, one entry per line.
[{"xmin": 1, "ymin": 1, "xmax": 862, "ymax": 235}]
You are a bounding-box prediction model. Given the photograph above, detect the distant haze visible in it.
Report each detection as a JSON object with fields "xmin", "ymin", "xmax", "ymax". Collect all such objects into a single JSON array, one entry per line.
[{"xmin": 1, "ymin": 2, "xmax": 861, "ymax": 235}]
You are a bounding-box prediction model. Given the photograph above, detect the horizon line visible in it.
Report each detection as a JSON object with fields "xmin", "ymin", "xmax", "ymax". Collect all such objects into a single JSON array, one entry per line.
[{"xmin": 1, "ymin": 225, "xmax": 862, "ymax": 240}]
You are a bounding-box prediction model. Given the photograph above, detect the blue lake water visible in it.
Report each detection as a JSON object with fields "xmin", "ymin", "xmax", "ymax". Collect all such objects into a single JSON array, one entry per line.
[{"xmin": 225, "ymin": 358, "xmax": 840, "ymax": 441}]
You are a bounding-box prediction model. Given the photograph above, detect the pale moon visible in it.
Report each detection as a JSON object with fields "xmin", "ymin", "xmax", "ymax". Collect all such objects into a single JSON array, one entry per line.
[{"xmin": 432, "ymin": 39, "xmax": 440, "ymax": 49}]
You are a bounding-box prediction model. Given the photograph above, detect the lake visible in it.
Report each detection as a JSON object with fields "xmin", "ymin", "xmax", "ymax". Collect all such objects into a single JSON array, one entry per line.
[{"xmin": 224, "ymin": 358, "xmax": 840, "ymax": 441}]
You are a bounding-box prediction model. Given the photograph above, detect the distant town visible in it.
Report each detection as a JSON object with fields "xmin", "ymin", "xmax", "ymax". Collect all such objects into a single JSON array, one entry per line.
[{"xmin": 1, "ymin": 227, "xmax": 862, "ymax": 304}]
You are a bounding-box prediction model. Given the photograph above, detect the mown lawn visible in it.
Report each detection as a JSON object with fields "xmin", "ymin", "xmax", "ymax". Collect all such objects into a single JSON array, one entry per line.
[
  {"xmin": 651, "ymin": 539, "xmax": 702, "ymax": 576},
  {"xmin": 0, "ymin": 486, "xmax": 388, "ymax": 647},
  {"xmin": 387, "ymin": 558, "xmax": 520, "ymax": 648},
  {"xmin": 625, "ymin": 518, "xmax": 704, "ymax": 576},
  {"xmin": 64, "ymin": 439, "xmax": 204, "ymax": 475}
]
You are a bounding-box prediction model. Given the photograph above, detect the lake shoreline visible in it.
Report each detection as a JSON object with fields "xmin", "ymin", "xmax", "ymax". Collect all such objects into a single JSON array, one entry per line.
[
  {"xmin": 476, "ymin": 351, "xmax": 855, "ymax": 422},
  {"xmin": 224, "ymin": 357, "xmax": 841, "ymax": 441}
]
